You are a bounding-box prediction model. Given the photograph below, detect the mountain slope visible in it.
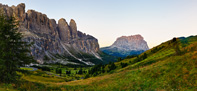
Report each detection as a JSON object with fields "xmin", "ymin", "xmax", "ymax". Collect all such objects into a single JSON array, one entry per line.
[
  {"xmin": 101, "ymin": 34, "xmax": 149, "ymax": 57},
  {"xmin": 1, "ymin": 33, "xmax": 196, "ymax": 91},
  {"xmin": 55, "ymin": 35, "xmax": 196, "ymax": 90},
  {"xmin": 15, "ymin": 35, "xmax": 196, "ymax": 91},
  {"xmin": 0, "ymin": 3, "xmax": 103, "ymax": 65}
]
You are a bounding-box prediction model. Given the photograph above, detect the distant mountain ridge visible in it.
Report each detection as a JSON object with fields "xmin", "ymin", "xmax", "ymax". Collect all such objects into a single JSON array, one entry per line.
[
  {"xmin": 101, "ymin": 34, "xmax": 149, "ymax": 57},
  {"xmin": 0, "ymin": 3, "xmax": 103, "ymax": 65}
]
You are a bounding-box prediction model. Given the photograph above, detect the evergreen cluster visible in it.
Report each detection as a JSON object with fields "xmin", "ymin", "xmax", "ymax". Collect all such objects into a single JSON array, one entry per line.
[
  {"xmin": 134, "ymin": 53, "xmax": 147, "ymax": 62},
  {"xmin": 87, "ymin": 62, "xmax": 117, "ymax": 77},
  {"xmin": 0, "ymin": 14, "xmax": 35, "ymax": 83}
]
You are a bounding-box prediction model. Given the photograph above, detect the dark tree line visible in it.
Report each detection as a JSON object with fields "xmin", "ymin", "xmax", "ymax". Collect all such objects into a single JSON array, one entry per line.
[
  {"xmin": 125, "ymin": 55, "xmax": 138, "ymax": 59},
  {"xmin": 133, "ymin": 53, "xmax": 147, "ymax": 63},
  {"xmin": 107, "ymin": 62, "xmax": 116, "ymax": 72},
  {"xmin": 151, "ymin": 46, "xmax": 164, "ymax": 53},
  {"xmin": 87, "ymin": 62, "xmax": 118, "ymax": 77},
  {"xmin": 32, "ymin": 65, "xmax": 51, "ymax": 71},
  {"xmin": 88, "ymin": 64, "xmax": 103, "ymax": 76}
]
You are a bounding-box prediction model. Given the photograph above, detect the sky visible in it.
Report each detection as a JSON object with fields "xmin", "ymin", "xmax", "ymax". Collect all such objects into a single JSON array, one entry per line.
[{"xmin": 0, "ymin": 0, "xmax": 197, "ymax": 48}]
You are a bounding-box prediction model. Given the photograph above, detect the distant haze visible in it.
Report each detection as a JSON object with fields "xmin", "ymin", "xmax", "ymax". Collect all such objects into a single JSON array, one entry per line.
[{"xmin": 1, "ymin": 0, "xmax": 197, "ymax": 48}]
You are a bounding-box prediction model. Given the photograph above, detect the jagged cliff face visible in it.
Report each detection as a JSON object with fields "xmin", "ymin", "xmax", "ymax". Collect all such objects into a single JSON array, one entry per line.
[
  {"xmin": 101, "ymin": 35, "xmax": 149, "ymax": 57},
  {"xmin": 0, "ymin": 3, "xmax": 101, "ymax": 65}
]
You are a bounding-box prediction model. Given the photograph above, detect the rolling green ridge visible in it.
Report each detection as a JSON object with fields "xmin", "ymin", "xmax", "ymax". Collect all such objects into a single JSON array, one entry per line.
[{"xmin": 0, "ymin": 36, "xmax": 196, "ymax": 91}]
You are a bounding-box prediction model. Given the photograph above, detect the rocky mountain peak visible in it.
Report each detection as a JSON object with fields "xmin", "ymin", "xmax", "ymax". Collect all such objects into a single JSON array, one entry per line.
[
  {"xmin": 15, "ymin": 3, "xmax": 25, "ymax": 17},
  {"xmin": 16, "ymin": 3, "xmax": 25, "ymax": 10},
  {"xmin": 101, "ymin": 34, "xmax": 149, "ymax": 57},
  {"xmin": 70, "ymin": 19, "xmax": 76, "ymax": 25},
  {"xmin": 112, "ymin": 34, "xmax": 149, "ymax": 51},
  {"xmin": 50, "ymin": 19, "xmax": 57, "ymax": 27},
  {"xmin": 58, "ymin": 18, "xmax": 69, "ymax": 27},
  {"xmin": 69, "ymin": 19, "xmax": 78, "ymax": 38},
  {"xmin": 58, "ymin": 18, "xmax": 71, "ymax": 41},
  {"xmin": 58, "ymin": 18, "xmax": 67, "ymax": 23},
  {"xmin": 0, "ymin": 3, "xmax": 102, "ymax": 65},
  {"xmin": 117, "ymin": 34, "xmax": 143, "ymax": 41}
]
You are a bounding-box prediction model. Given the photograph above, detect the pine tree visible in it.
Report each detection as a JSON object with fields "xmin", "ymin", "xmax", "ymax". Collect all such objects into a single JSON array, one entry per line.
[
  {"xmin": 142, "ymin": 53, "xmax": 147, "ymax": 60},
  {"xmin": 172, "ymin": 38, "xmax": 181, "ymax": 55},
  {"xmin": 0, "ymin": 14, "xmax": 35, "ymax": 83},
  {"xmin": 59, "ymin": 69, "xmax": 62, "ymax": 76},
  {"xmin": 77, "ymin": 68, "xmax": 83, "ymax": 74}
]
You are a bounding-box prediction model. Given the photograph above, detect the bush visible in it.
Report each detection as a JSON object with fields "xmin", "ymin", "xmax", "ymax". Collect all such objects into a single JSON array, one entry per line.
[
  {"xmin": 120, "ymin": 62, "xmax": 128, "ymax": 68},
  {"xmin": 117, "ymin": 57, "xmax": 123, "ymax": 62},
  {"xmin": 66, "ymin": 70, "xmax": 71, "ymax": 75},
  {"xmin": 84, "ymin": 74, "xmax": 90, "ymax": 79}
]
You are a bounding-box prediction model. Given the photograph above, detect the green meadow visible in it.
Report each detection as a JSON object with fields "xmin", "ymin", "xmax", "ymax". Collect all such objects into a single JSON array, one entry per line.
[{"xmin": 1, "ymin": 36, "xmax": 197, "ymax": 91}]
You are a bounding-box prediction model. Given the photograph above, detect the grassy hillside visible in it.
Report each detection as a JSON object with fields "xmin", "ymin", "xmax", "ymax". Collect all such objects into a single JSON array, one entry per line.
[
  {"xmin": 1, "ymin": 36, "xmax": 196, "ymax": 91},
  {"xmin": 53, "ymin": 36, "xmax": 196, "ymax": 91}
]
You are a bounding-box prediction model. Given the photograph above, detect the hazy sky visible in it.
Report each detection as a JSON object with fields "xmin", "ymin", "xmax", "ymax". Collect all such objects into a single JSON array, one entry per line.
[{"xmin": 0, "ymin": 0, "xmax": 197, "ymax": 48}]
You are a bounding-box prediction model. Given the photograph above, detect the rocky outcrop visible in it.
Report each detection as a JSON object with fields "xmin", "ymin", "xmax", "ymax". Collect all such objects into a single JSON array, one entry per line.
[
  {"xmin": 58, "ymin": 18, "xmax": 71, "ymax": 41},
  {"xmin": 101, "ymin": 34, "xmax": 149, "ymax": 57},
  {"xmin": 0, "ymin": 3, "xmax": 101, "ymax": 65},
  {"xmin": 69, "ymin": 19, "xmax": 78, "ymax": 39}
]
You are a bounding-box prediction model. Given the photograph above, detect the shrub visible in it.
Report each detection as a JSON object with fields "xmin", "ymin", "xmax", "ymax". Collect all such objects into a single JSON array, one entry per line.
[{"xmin": 120, "ymin": 62, "xmax": 128, "ymax": 68}]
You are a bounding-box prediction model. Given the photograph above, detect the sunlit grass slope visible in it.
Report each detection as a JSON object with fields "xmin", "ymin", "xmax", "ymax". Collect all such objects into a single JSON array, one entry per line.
[{"xmin": 51, "ymin": 36, "xmax": 196, "ymax": 91}]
